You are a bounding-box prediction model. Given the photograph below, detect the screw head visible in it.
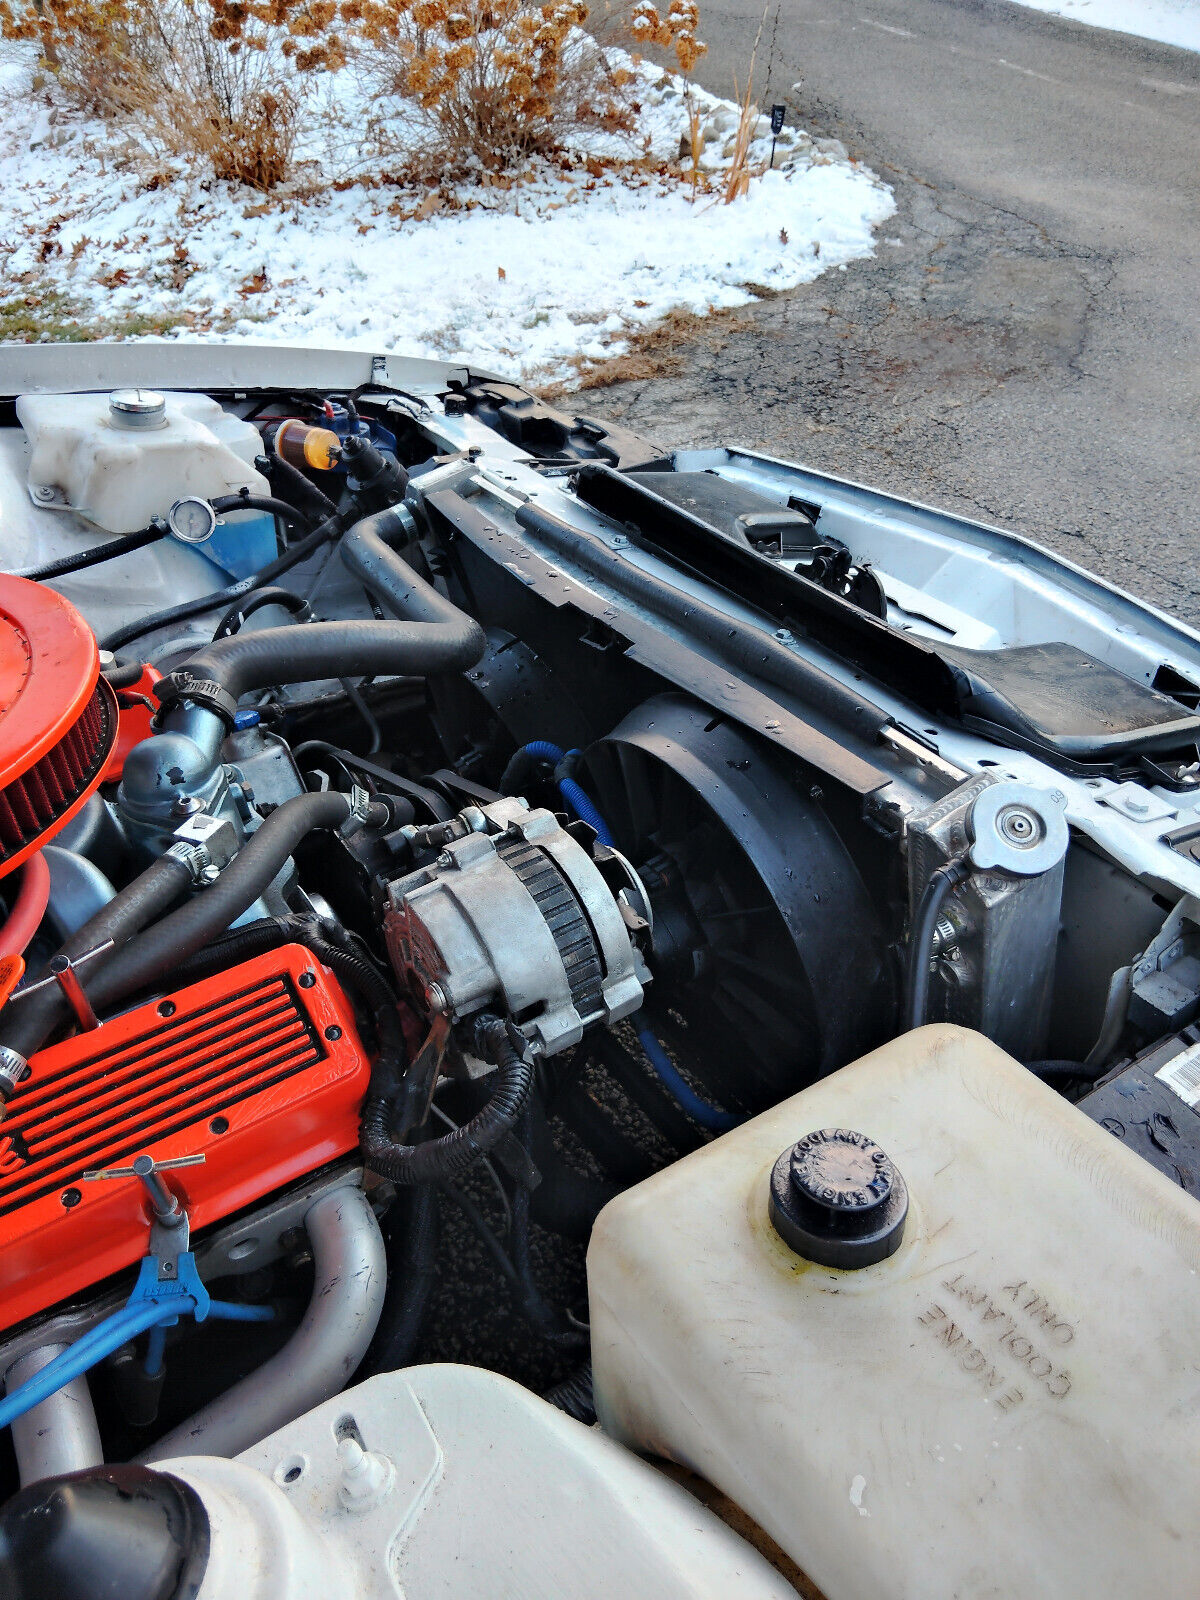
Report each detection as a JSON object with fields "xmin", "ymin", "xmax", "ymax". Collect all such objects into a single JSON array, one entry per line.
[{"xmin": 426, "ymin": 983, "xmax": 448, "ymax": 1015}]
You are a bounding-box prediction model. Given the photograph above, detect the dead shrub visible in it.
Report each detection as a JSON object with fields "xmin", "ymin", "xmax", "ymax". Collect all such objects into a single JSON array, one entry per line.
[
  {"xmin": 0, "ymin": 0, "xmax": 710, "ymax": 188},
  {"xmin": 343, "ymin": 0, "xmax": 614, "ymax": 172},
  {"xmin": 0, "ymin": 0, "xmax": 342, "ymax": 188},
  {"xmin": 619, "ymin": 2, "xmax": 708, "ymax": 194},
  {"xmin": 343, "ymin": 0, "xmax": 706, "ymax": 176}
]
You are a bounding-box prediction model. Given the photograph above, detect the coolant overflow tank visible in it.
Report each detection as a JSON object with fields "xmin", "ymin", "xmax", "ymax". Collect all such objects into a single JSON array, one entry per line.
[
  {"xmin": 588, "ymin": 1024, "xmax": 1200, "ymax": 1600},
  {"xmin": 17, "ymin": 389, "xmax": 269, "ymax": 537}
]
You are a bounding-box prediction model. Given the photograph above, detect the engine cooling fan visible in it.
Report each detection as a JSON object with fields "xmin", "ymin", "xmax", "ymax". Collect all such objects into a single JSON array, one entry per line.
[{"xmin": 583, "ymin": 696, "xmax": 894, "ymax": 1112}]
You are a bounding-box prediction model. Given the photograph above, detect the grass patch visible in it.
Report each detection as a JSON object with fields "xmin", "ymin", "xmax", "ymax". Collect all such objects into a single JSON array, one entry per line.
[
  {"xmin": 0, "ymin": 289, "xmax": 249, "ymax": 342},
  {"xmin": 538, "ymin": 302, "xmax": 750, "ymax": 395}
]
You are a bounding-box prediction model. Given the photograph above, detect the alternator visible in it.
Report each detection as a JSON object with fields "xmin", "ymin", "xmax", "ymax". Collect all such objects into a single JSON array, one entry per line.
[{"xmin": 384, "ymin": 797, "xmax": 650, "ymax": 1057}]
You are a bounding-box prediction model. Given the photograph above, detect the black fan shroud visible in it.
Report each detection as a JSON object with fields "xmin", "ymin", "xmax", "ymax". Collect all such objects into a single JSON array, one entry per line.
[{"xmin": 583, "ymin": 696, "xmax": 895, "ymax": 1112}]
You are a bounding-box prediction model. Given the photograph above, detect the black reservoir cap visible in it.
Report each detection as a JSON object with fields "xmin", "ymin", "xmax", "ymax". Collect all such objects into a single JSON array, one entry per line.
[
  {"xmin": 769, "ymin": 1127, "xmax": 908, "ymax": 1268},
  {"xmin": 0, "ymin": 1464, "xmax": 209, "ymax": 1600}
]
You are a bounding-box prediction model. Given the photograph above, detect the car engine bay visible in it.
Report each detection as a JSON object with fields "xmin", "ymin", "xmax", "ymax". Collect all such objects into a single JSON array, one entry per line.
[{"xmin": 0, "ymin": 346, "xmax": 1196, "ymax": 1598}]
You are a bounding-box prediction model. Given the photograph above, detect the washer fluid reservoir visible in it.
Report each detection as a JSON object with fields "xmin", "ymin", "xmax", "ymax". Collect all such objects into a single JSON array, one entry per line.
[
  {"xmin": 16, "ymin": 389, "xmax": 274, "ymax": 577},
  {"xmin": 588, "ymin": 1024, "xmax": 1200, "ymax": 1600}
]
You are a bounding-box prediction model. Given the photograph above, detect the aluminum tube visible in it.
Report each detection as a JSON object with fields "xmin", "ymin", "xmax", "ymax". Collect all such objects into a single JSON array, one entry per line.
[
  {"xmin": 7, "ymin": 1343, "xmax": 103, "ymax": 1486},
  {"xmin": 143, "ymin": 1185, "xmax": 385, "ymax": 1461}
]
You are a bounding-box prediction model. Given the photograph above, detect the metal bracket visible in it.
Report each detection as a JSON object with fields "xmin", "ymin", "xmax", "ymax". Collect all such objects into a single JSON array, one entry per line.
[{"xmin": 82, "ymin": 1153, "xmax": 205, "ymax": 1281}]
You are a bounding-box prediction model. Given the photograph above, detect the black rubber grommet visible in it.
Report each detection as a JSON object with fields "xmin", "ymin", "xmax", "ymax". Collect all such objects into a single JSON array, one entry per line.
[{"xmin": 769, "ymin": 1127, "xmax": 908, "ymax": 1269}]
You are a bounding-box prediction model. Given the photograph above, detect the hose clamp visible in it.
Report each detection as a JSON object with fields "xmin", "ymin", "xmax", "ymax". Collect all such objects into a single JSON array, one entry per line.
[
  {"xmin": 165, "ymin": 839, "xmax": 218, "ymax": 888},
  {"xmin": 167, "ymin": 813, "xmax": 239, "ymax": 886},
  {"xmin": 155, "ymin": 670, "xmax": 239, "ymax": 729},
  {"xmin": 0, "ymin": 1046, "xmax": 30, "ymax": 1103},
  {"xmin": 338, "ymin": 784, "xmax": 374, "ymax": 838}
]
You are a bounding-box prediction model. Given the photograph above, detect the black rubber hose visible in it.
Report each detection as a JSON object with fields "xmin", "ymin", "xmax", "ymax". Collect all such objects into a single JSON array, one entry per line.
[
  {"xmin": 102, "ymin": 659, "xmax": 148, "ymax": 689},
  {"xmin": 23, "ymin": 525, "xmax": 167, "ymax": 582},
  {"xmin": 339, "ymin": 678, "xmax": 383, "ymax": 755},
  {"xmin": 85, "ymin": 792, "xmax": 387, "ymax": 1018},
  {"xmin": 1025, "ymin": 1059, "xmax": 1100, "ymax": 1084},
  {"xmin": 499, "ymin": 744, "xmax": 553, "ymax": 799},
  {"xmin": 210, "ymin": 492, "xmax": 314, "ymax": 533},
  {"xmin": 365, "ymin": 1185, "xmax": 439, "ymax": 1375},
  {"xmin": 291, "ymin": 743, "xmax": 452, "ymax": 822},
  {"xmin": 0, "ymin": 793, "xmax": 388, "ymax": 1080},
  {"xmin": 99, "ymin": 509, "xmax": 348, "ymax": 654},
  {"xmin": 544, "ymin": 1363, "xmax": 596, "ymax": 1425},
  {"xmin": 157, "ymin": 915, "xmax": 402, "ymax": 1036},
  {"xmin": 164, "ymin": 506, "xmax": 485, "ymax": 705},
  {"xmin": 360, "ymin": 1014, "xmax": 534, "ymax": 1187},
  {"xmin": 0, "ymin": 855, "xmax": 191, "ymax": 1064},
  {"xmin": 905, "ymin": 857, "xmax": 972, "ymax": 1031},
  {"xmin": 262, "ymin": 452, "xmax": 338, "ymax": 521},
  {"xmin": 212, "ymin": 588, "xmax": 313, "ymax": 640},
  {"xmin": 508, "ymin": 1102, "xmax": 589, "ymax": 1351}
]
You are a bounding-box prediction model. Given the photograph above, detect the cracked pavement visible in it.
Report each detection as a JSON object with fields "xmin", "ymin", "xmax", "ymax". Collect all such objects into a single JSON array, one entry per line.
[{"xmin": 573, "ymin": 0, "xmax": 1200, "ymax": 621}]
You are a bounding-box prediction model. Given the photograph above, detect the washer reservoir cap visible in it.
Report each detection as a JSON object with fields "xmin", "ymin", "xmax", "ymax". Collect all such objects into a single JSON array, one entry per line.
[
  {"xmin": 769, "ymin": 1127, "xmax": 908, "ymax": 1269},
  {"xmin": 109, "ymin": 389, "xmax": 166, "ymax": 430}
]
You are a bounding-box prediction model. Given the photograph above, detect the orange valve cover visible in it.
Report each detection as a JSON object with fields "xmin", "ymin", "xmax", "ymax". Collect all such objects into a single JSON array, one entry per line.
[
  {"xmin": 0, "ymin": 944, "xmax": 371, "ymax": 1335},
  {"xmin": 0, "ymin": 575, "xmax": 117, "ymax": 877}
]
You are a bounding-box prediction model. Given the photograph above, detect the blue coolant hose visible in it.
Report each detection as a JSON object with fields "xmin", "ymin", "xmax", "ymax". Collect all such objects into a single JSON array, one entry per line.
[
  {"xmin": 512, "ymin": 748, "xmax": 737, "ymax": 1134},
  {"xmin": 516, "ymin": 742, "xmax": 614, "ymax": 846},
  {"xmin": 634, "ymin": 1017, "xmax": 741, "ymax": 1133}
]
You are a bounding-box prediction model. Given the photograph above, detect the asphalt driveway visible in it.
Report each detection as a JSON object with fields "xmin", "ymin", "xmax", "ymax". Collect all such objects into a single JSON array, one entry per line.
[{"xmin": 576, "ymin": 0, "xmax": 1200, "ymax": 620}]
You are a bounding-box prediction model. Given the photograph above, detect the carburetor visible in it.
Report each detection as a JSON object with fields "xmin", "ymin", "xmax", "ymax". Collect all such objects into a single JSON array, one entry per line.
[{"xmin": 384, "ymin": 797, "xmax": 651, "ymax": 1057}]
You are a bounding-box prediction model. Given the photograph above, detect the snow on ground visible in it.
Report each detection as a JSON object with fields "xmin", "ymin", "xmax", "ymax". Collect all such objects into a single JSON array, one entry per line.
[
  {"xmin": 1009, "ymin": 0, "xmax": 1200, "ymax": 52},
  {"xmin": 0, "ymin": 43, "xmax": 894, "ymax": 384}
]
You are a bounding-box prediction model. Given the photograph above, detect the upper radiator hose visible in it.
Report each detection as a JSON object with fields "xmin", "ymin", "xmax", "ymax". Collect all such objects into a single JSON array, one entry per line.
[{"xmin": 156, "ymin": 504, "xmax": 485, "ymax": 719}]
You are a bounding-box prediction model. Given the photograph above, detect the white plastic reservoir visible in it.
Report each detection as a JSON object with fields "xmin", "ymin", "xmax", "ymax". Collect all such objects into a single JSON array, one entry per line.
[
  {"xmin": 161, "ymin": 1364, "xmax": 796, "ymax": 1600},
  {"xmin": 16, "ymin": 389, "xmax": 268, "ymax": 536},
  {"xmin": 588, "ymin": 1023, "xmax": 1200, "ymax": 1600}
]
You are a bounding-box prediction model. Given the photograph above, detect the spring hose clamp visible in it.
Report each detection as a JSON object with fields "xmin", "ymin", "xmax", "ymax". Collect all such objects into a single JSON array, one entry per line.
[{"xmin": 339, "ymin": 784, "xmax": 374, "ymax": 838}]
